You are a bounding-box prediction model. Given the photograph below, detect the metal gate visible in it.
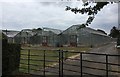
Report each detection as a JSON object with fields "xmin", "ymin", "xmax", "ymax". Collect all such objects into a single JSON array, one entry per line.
[{"xmin": 19, "ymin": 49, "xmax": 120, "ymax": 77}]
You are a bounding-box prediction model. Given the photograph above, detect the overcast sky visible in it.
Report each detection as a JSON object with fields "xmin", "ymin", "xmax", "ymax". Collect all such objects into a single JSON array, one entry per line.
[{"xmin": 0, "ymin": 0, "xmax": 118, "ymax": 34}]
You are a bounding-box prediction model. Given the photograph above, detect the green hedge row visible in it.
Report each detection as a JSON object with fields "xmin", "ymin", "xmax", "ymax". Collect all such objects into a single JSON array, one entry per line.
[{"xmin": 2, "ymin": 39, "xmax": 21, "ymax": 75}]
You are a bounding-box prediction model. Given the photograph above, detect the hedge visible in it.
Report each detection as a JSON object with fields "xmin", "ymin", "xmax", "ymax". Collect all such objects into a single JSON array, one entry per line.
[{"xmin": 2, "ymin": 39, "xmax": 21, "ymax": 75}]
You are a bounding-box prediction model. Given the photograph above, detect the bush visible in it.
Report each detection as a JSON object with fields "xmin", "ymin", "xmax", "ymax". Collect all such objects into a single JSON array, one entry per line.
[{"xmin": 2, "ymin": 39, "xmax": 21, "ymax": 75}]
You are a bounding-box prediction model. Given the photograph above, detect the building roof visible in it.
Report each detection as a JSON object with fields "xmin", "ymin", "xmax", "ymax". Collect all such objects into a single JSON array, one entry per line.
[
  {"xmin": 21, "ymin": 29, "xmax": 38, "ymax": 36},
  {"xmin": 61, "ymin": 24, "xmax": 108, "ymax": 36},
  {"xmin": 2, "ymin": 30, "xmax": 19, "ymax": 37},
  {"xmin": 60, "ymin": 24, "xmax": 80, "ymax": 35},
  {"xmin": 22, "ymin": 29, "xmax": 42, "ymax": 36},
  {"xmin": 22, "ymin": 29, "xmax": 32, "ymax": 32},
  {"xmin": 43, "ymin": 27, "xmax": 62, "ymax": 34},
  {"xmin": 82, "ymin": 27, "xmax": 108, "ymax": 36}
]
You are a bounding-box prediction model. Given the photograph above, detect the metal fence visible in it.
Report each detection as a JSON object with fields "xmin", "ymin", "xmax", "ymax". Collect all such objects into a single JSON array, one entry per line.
[{"xmin": 19, "ymin": 49, "xmax": 120, "ymax": 77}]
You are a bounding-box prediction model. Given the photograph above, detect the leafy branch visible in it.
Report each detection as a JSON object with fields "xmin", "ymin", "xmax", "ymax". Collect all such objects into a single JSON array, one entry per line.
[{"xmin": 65, "ymin": 2, "xmax": 112, "ymax": 28}]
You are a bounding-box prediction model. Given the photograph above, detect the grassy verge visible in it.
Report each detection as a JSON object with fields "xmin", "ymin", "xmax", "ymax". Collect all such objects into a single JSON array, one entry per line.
[{"xmin": 19, "ymin": 47, "xmax": 90, "ymax": 73}]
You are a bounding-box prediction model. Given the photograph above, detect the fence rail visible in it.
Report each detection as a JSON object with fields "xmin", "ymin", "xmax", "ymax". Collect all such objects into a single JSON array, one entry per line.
[{"xmin": 19, "ymin": 49, "xmax": 120, "ymax": 77}]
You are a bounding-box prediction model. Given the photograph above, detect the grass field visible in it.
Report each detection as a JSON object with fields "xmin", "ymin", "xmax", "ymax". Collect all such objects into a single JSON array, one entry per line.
[{"xmin": 19, "ymin": 47, "xmax": 91, "ymax": 73}]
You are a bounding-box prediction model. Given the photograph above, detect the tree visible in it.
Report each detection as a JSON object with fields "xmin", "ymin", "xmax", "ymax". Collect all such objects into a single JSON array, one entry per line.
[
  {"xmin": 32, "ymin": 28, "xmax": 42, "ymax": 32},
  {"xmin": 65, "ymin": 1, "xmax": 115, "ymax": 27},
  {"xmin": 37, "ymin": 28, "xmax": 42, "ymax": 30},
  {"xmin": 109, "ymin": 26, "xmax": 120, "ymax": 38}
]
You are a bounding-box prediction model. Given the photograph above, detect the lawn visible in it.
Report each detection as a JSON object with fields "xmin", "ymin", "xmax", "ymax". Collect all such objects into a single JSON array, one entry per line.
[{"xmin": 19, "ymin": 46, "xmax": 91, "ymax": 73}]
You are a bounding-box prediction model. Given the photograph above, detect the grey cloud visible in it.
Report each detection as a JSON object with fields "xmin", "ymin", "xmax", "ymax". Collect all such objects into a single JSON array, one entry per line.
[
  {"xmin": 40, "ymin": 2, "xmax": 56, "ymax": 6},
  {"xmin": 1, "ymin": 1, "xmax": 118, "ymax": 34},
  {"xmin": 38, "ymin": 2, "xmax": 72, "ymax": 7}
]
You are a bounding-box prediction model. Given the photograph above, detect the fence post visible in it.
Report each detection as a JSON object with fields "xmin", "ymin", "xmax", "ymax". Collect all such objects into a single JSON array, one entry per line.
[
  {"xmin": 28, "ymin": 49, "xmax": 30, "ymax": 73},
  {"xmin": 58, "ymin": 50, "xmax": 63, "ymax": 77},
  {"xmin": 43, "ymin": 50, "xmax": 46, "ymax": 76},
  {"xmin": 80, "ymin": 53, "xmax": 82, "ymax": 77},
  {"xmin": 59, "ymin": 50, "xmax": 61, "ymax": 77},
  {"xmin": 65, "ymin": 51, "xmax": 68, "ymax": 60},
  {"xmin": 61, "ymin": 50, "xmax": 63, "ymax": 77},
  {"xmin": 106, "ymin": 55, "xmax": 108, "ymax": 77}
]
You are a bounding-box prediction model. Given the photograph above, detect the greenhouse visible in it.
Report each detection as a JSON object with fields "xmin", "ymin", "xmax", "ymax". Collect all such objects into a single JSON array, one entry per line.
[
  {"xmin": 2, "ymin": 25, "xmax": 113, "ymax": 47},
  {"xmin": 2, "ymin": 30, "xmax": 19, "ymax": 43},
  {"xmin": 30, "ymin": 27, "xmax": 62, "ymax": 47},
  {"xmin": 14, "ymin": 31, "xmax": 32, "ymax": 44},
  {"xmin": 59, "ymin": 24, "xmax": 112, "ymax": 47}
]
